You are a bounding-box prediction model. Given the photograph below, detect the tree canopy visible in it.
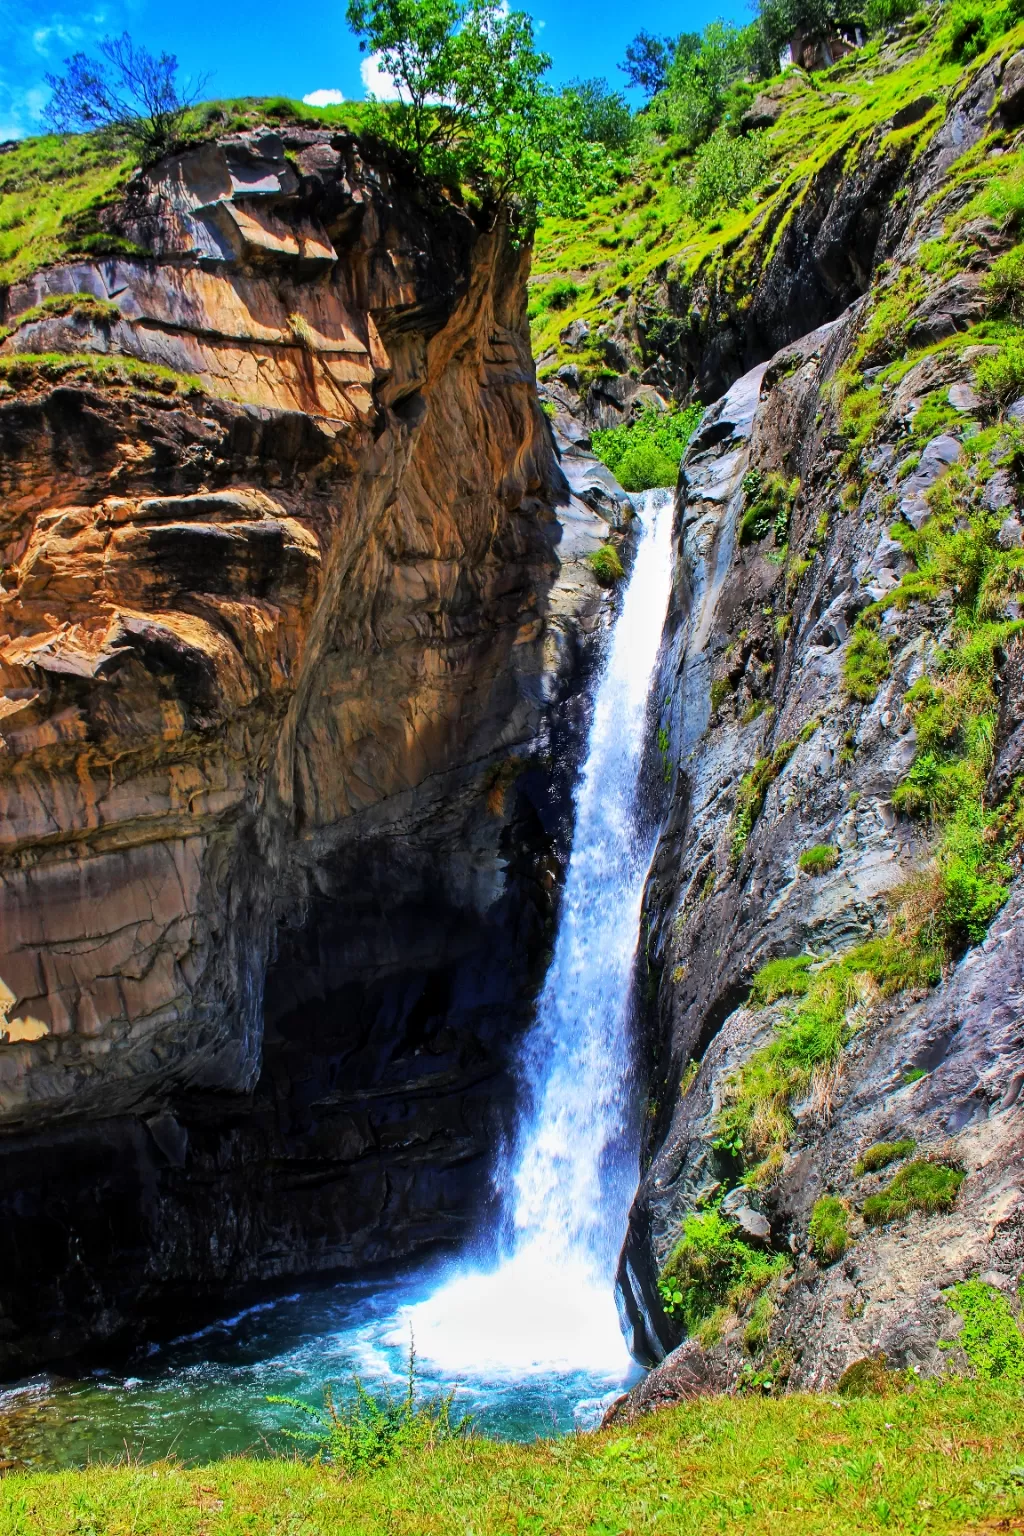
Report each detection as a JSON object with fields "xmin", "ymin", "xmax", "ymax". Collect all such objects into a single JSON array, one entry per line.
[{"xmin": 345, "ymin": 0, "xmax": 622, "ymax": 229}]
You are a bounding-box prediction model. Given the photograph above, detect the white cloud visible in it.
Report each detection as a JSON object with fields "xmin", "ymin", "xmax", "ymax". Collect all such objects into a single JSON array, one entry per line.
[
  {"xmin": 360, "ymin": 52, "xmax": 403, "ymax": 101},
  {"xmin": 302, "ymin": 87, "xmax": 345, "ymax": 107}
]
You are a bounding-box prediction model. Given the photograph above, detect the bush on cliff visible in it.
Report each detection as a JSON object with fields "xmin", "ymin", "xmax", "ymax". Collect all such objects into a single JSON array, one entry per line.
[
  {"xmin": 44, "ymin": 32, "xmax": 207, "ymax": 162},
  {"xmin": 591, "ymin": 404, "xmax": 702, "ymax": 491}
]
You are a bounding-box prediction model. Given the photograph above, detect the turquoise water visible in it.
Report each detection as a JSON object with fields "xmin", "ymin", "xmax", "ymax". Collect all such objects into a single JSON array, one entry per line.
[{"xmin": 0, "ymin": 1258, "xmax": 642, "ymax": 1471}]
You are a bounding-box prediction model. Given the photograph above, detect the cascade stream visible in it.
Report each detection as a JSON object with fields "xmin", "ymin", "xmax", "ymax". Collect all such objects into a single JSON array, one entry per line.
[{"xmin": 0, "ymin": 489, "xmax": 675, "ymax": 1466}]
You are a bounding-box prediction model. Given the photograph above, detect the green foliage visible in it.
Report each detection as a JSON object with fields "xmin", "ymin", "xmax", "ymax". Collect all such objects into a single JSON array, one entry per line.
[
  {"xmin": 587, "ymin": 544, "xmax": 625, "ymax": 585},
  {"xmin": 345, "ymin": 0, "xmax": 620, "ymax": 228},
  {"xmin": 862, "ymin": 1160, "xmax": 965, "ymax": 1225},
  {"xmin": 739, "ymin": 473, "xmax": 798, "ymax": 547},
  {"xmin": 798, "ymin": 844, "xmax": 839, "ymax": 875},
  {"xmin": 657, "ymin": 1210, "xmax": 788, "ymax": 1334},
  {"xmin": 562, "ymin": 77, "xmax": 633, "ymax": 152},
  {"xmin": 717, "ymin": 936, "xmax": 941, "ymax": 1185},
  {"xmin": 844, "ymin": 623, "xmax": 891, "ymax": 702},
  {"xmin": 648, "ymin": 23, "xmax": 750, "ymax": 151},
  {"xmin": 0, "ymin": 133, "xmax": 134, "ymax": 286},
  {"xmin": 680, "ymin": 127, "xmax": 771, "ymax": 221},
  {"xmin": 267, "ymin": 1349, "xmax": 470, "ymax": 1472},
  {"xmin": 975, "ymin": 334, "xmax": 1024, "ymax": 409},
  {"xmin": 730, "ymin": 740, "xmax": 798, "ymax": 868},
  {"xmin": 809, "ymin": 1196, "xmax": 851, "ymax": 1265},
  {"xmin": 591, "ymin": 403, "xmax": 702, "ymax": 491},
  {"xmin": 945, "ymin": 1278, "xmax": 1024, "ymax": 1381},
  {"xmin": 853, "ymin": 1139, "xmax": 916, "ymax": 1176},
  {"xmin": 985, "ymin": 245, "xmax": 1024, "ymax": 322},
  {"xmin": 864, "ymin": 0, "xmax": 916, "ymax": 27},
  {"xmin": 539, "ymin": 276, "xmax": 581, "ymax": 310},
  {"xmin": 749, "ymin": 954, "xmax": 812, "ymax": 1006},
  {"xmin": 942, "ymin": 0, "xmax": 1024, "ymax": 62}
]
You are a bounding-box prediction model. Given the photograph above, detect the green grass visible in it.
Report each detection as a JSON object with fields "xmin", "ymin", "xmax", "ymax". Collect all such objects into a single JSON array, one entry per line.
[
  {"xmin": 798, "ymin": 844, "xmax": 839, "ymax": 875},
  {"xmin": 0, "ymin": 291, "xmax": 121, "ymax": 342},
  {"xmin": 587, "ymin": 545, "xmax": 625, "ymax": 585},
  {"xmin": 4, "ymin": 1380, "xmax": 1024, "ymax": 1534},
  {"xmin": 0, "ymin": 351, "xmax": 202, "ymax": 395},
  {"xmin": 843, "ymin": 623, "xmax": 891, "ymax": 702},
  {"xmin": 748, "ymin": 954, "xmax": 812, "ymax": 1006},
  {"xmin": 853, "ymin": 1139, "xmax": 917, "ymax": 1176},
  {"xmin": 808, "ymin": 1195, "xmax": 851, "ymax": 1264},
  {"xmin": 861, "ymin": 1159, "xmax": 966, "ymax": 1225}
]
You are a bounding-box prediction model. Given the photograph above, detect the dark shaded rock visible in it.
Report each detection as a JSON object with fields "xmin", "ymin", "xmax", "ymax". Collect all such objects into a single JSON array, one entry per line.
[{"xmin": 602, "ymin": 1340, "xmax": 725, "ymax": 1425}]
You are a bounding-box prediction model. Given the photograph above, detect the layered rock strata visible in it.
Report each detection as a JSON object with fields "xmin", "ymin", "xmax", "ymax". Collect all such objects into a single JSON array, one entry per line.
[{"xmin": 0, "ymin": 129, "xmax": 615, "ymax": 1373}]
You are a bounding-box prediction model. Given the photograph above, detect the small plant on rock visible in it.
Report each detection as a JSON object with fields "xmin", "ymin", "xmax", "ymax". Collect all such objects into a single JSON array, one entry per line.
[
  {"xmin": 837, "ymin": 1353, "xmax": 908, "ymax": 1397},
  {"xmin": 861, "ymin": 1159, "xmax": 965, "ymax": 1226},
  {"xmin": 844, "ymin": 623, "xmax": 891, "ymax": 702},
  {"xmin": 809, "ymin": 1195, "xmax": 851, "ymax": 1264},
  {"xmin": 853, "ymin": 1139, "xmax": 916, "ymax": 1177},
  {"xmin": 587, "ymin": 544, "xmax": 625, "ymax": 586},
  {"xmin": 798, "ymin": 844, "xmax": 839, "ymax": 876}
]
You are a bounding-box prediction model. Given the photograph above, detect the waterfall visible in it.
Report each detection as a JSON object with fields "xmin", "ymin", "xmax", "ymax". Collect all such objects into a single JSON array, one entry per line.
[{"xmin": 398, "ymin": 487, "xmax": 676, "ymax": 1377}]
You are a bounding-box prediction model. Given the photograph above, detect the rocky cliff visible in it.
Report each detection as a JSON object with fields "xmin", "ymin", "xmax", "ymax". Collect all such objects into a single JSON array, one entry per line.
[
  {"xmin": 604, "ymin": 34, "xmax": 1024, "ymax": 1405},
  {"xmin": 0, "ymin": 127, "xmax": 620, "ymax": 1373}
]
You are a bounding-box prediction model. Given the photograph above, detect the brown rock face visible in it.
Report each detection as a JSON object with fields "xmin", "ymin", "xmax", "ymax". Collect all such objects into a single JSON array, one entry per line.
[{"xmin": 0, "ymin": 130, "xmax": 606, "ymax": 1371}]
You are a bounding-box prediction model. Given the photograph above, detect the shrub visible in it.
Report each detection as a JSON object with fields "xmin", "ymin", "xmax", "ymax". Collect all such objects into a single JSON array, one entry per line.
[
  {"xmin": 944, "ymin": 0, "xmax": 988, "ymax": 60},
  {"xmin": 984, "ymin": 246, "xmax": 1024, "ymax": 322},
  {"xmin": 798, "ymin": 844, "xmax": 839, "ymax": 876},
  {"xmin": 844, "ymin": 624, "xmax": 891, "ymax": 701},
  {"xmin": 983, "ymin": 167, "xmax": 1024, "ymax": 233},
  {"xmin": 592, "ymin": 404, "xmax": 703, "ymax": 491},
  {"xmin": 680, "ymin": 127, "xmax": 771, "ymax": 221},
  {"xmin": 809, "ymin": 1196, "xmax": 851, "ymax": 1264},
  {"xmin": 864, "ymin": 0, "xmax": 915, "ymax": 26},
  {"xmin": 975, "ymin": 336, "xmax": 1024, "ymax": 410},
  {"xmin": 853, "ymin": 1139, "xmax": 916, "ymax": 1176},
  {"xmin": 749, "ymin": 955, "xmax": 812, "ymax": 1007},
  {"xmin": 861, "ymin": 1160, "xmax": 965, "ymax": 1225},
  {"xmin": 658, "ymin": 1210, "xmax": 788, "ymax": 1334},
  {"xmin": 268, "ymin": 1349, "xmax": 471, "ymax": 1472},
  {"xmin": 945, "ymin": 1278, "xmax": 1024, "ymax": 1381},
  {"xmin": 542, "ymin": 278, "xmax": 582, "ymax": 311},
  {"xmin": 739, "ymin": 473, "xmax": 798, "ymax": 547},
  {"xmin": 587, "ymin": 545, "xmax": 625, "ymax": 585},
  {"xmin": 44, "ymin": 32, "xmax": 206, "ymax": 163}
]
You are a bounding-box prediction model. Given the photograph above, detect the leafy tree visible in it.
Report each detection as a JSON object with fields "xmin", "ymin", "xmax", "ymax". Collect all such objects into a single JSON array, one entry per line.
[
  {"xmin": 618, "ymin": 31, "xmax": 677, "ymax": 97},
  {"xmin": 648, "ymin": 22, "xmax": 749, "ymax": 150},
  {"xmin": 748, "ymin": 0, "xmax": 866, "ymax": 78},
  {"xmin": 44, "ymin": 33, "xmax": 206, "ymax": 162},
  {"xmin": 561, "ymin": 77, "xmax": 633, "ymax": 151},
  {"xmin": 346, "ymin": 0, "xmax": 619, "ymax": 227}
]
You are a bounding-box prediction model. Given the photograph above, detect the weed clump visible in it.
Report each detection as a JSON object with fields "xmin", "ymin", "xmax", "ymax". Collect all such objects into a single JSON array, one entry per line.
[
  {"xmin": 729, "ymin": 740, "xmax": 798, "ymax": 868},
  {"xmin": 749, "ymin": 955, "xmax": 812, "ymax": 1006},
  {"xmin": 587, "ymin": 544, "xmax": 625, "ymax": 586},
  {"xmin": 739, "ymin": 472, "xmax": 798, "ymax": 548},
  {"xmin": 853, "ymin": 1139, "xmax": 916, "ymax": 1176},
  {"xmin": 861, "ymin": 1160, "xmax": 965, "ymax": 1225},
  {"xmin": 975, "ymin": 334, "xmax": 1024, "ymax": 409},
  {"xmin": 798, "ymin": 844, "xmax": 839, "ymax": 875},
  {"xmin": 844, "ymin": 624, "xmax": 891, "ymax": 702},
  {"xmin": 657, "ymin": 1210, "xmax": 788, "ymax": 1338},
  {"xmin": 809, "ymin": 1196, "xmax": 851, "ymax": 1265}
]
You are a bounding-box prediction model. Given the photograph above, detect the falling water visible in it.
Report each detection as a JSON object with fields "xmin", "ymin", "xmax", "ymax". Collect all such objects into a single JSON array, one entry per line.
[{"xmin": 401, "ymin": 486, "xmax": 676, "ymax": 1377}]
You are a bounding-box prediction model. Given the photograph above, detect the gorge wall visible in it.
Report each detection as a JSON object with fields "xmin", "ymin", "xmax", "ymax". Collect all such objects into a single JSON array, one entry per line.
[
  {"xmin": 599, "ymin": 34, "xmax": 1024, "ymax": 1404},
  {"xmin": 0, "ymin": 127, "xmax": 620, "ymax": 1374}
]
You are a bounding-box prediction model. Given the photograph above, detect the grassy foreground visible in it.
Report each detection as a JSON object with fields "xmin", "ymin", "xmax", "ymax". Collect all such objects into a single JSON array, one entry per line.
[{"xmin": 2, "ymin": 1380, "xmax": 1022, "ymax": 1535}]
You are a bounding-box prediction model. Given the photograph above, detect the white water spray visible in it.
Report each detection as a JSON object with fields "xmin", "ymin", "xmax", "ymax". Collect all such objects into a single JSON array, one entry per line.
[{"xmin": 398, "ymin": 488, "xmax": 676, "ymax": 1377}]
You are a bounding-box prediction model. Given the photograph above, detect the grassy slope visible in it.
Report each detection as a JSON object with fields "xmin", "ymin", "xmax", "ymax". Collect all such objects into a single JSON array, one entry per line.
[
  {"xmin": 2, "ymin": 1380, "xmax": 1022, "ymax": 1534},
  {"xmin": 528, "ymin": 16, "xmax": 1015, "ymax": 371},
  {"xmin": 0, "ymin": 99, "xmax": 372, "ymax": 290}
]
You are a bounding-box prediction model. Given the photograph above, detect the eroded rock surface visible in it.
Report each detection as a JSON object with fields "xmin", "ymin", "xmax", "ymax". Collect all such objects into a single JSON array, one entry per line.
[{"xmin": 0, "ymin": 130, "xmax": 614, "ymax": 1372}]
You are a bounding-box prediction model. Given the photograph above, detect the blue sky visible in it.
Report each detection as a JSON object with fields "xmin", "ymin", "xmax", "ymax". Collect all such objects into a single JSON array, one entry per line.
[{"xmin": 1, "ymin": 0, "xmax": 750, "ymax": 140}]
